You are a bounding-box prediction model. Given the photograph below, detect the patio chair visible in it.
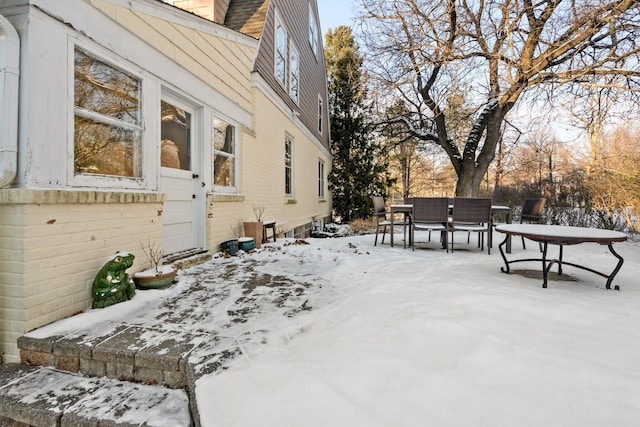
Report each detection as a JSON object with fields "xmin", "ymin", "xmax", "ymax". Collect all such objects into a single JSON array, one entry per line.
[
  {"xmin": 406, "ymin": 196, "xmax": 433, "ymax": 242},
  {"xmin": 449, "ymin": 197, "xmax": 493, "ymax": 254},
  {"xmin": 372, "ymin": 196, "xmax": 392, "ymax": 246},
  {"xmin": 410, "ymin": 197, "xmax": 449, "ymax": 251},
  {"xmin": 519, "ymin": 198, "xmax": 546, "ymax": 249}
]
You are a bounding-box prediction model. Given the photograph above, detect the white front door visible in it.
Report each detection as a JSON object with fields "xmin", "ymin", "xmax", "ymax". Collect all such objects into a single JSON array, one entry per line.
[{"xmin": 159, "ymin": 97, "xmax": 202, "ymax": 255}]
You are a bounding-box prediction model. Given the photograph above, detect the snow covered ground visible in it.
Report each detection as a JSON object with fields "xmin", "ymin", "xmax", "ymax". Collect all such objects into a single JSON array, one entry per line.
[
  {"xmin": 195, "ymin": 231, "xmax": 640, "ymax": 426},
  {"xmin": 24, "ymin": 229, "xmax": 640, "ymax": 426}
]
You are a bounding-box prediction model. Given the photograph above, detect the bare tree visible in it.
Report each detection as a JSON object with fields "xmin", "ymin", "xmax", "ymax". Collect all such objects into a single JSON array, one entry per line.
[
  {"xmin": 561, "ymin": 77, "xmax": 635, "ymax": 174},
  {"xmin": 359, "ymin": 0, "xmax": 640, "ymax": 196},
  {"xmin": 585, "ymin": 125, "xmax": 640, "ymax": 231},
  {"xmin": 382, "ymin": 100, "xmax": 427, "ymax": 198},
  {"xmin": 516, "ymin": 129, "xmax": 571, "ymax": 196}
]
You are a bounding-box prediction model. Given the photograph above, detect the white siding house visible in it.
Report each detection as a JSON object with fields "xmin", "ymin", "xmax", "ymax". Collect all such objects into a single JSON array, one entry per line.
[{"xmin": 0, "ymin": 0, "xmax": 331, "ymax": 363}]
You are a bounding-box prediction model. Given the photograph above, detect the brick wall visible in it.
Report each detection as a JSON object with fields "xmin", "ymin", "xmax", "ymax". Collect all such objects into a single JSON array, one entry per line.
[
  {"xmin": 172, "ymin": 0, "xmax": 215, "ymax": 21},
  {"xmin": 170, "ymin": 0, "xmax": 232, "ymax": 24},
  {"xmin": 0, "ymin": 190, "xmax": 164, "ymax": 363}
]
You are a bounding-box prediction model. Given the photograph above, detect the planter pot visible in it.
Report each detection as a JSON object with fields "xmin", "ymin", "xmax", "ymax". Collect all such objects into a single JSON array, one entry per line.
[
  {"xmin": 133, "ymin": 266, "xmax": 177, "ymax": 290},
  {"xmin": 238, "ymin": 237, "xmax": 255, "ymax": 252},
  {"xmin": 243, "ymin": 221, "xmax": 263, "ymax": 249},
  {"xmin": 220, "ymin": 239, "xmax": 239, "ymax": 256}
]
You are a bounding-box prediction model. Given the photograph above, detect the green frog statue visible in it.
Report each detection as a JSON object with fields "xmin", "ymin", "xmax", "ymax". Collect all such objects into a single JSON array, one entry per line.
[{"xmin": 91, "ymin": 251, "xmax": 136, "ymax": 309}]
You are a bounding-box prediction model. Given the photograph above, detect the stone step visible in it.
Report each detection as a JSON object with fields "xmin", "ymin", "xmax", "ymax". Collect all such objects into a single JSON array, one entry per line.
[
  {"xmin": 0, "ymin": 364, "xmax": 191, "ymax": 426},
  {"xmin": 16, "ymin": 324, "xmax": 202, "ymax": 389},
  {"xmin": 163, "ymin": 249, "xmax": 211, "ymax": 270}
]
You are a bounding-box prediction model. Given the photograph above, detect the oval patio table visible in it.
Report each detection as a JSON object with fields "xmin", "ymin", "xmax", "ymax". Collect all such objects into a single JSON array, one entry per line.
[{"xmin": 495, "ymin": 224, "xmax": 627, "ymax": 290}]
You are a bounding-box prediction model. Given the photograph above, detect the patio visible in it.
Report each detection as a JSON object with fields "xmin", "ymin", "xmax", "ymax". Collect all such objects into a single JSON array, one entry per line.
[{"xmin": 4, "ymin": 231, "xmax": 640, "ymax": 426}]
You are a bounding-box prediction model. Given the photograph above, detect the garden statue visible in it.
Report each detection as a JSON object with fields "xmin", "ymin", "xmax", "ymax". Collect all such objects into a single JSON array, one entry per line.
[{"xmin": 92, "ymin": 251, "xmax": 136, "ymax": 309}]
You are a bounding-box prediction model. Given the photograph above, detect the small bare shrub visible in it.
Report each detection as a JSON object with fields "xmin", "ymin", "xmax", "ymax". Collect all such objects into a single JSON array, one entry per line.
[
  {"xmin": 140, "ymin": 240, "xmax": 164, "ymax": 273},
  {"xmin": 349, "ymin": 218, "xmax": 375, "ymax": 235},
  {"xmin": 252, "ymin": 204, "xmax": 266, "ymax": 221}
]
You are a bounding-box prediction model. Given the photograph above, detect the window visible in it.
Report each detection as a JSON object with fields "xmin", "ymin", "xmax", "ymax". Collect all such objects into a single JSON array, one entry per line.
[
  {"xmin": 289, "ymin": 43, "xmax": 299, "ymax": 102},
  {"xmin": 160, "ymin": 99, "xmax": 192, "ymax": 171},
  {"xmin": 213, "ymin": 118, "xmax": 237, "ymax": 191},
  {"xmin": 308, "ymin": 4, "xmax": 319, "ymax": 57},
  {"xmin": 318, "ymin": 159, "xmax": 325, "ymax": 199},
  {"xmin": 275, "ymin": 16, "xmax": 287, "ymax": 87},
  {"xmin": 318, "ymin": 95, "xmax": 323, "ymax": 134},
  {"xmin": 285, "ymin": 136, "xmax": 293, "ymax": 196},
  {"xmin": 74, "ymin": 47, "xmax": 142, "ymax": 177}
]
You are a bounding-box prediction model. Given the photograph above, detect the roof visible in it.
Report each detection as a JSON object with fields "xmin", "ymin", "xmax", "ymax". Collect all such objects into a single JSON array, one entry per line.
[{"xmin": 224, "ymin": 0, "xmax": 269, "ymax": 39}]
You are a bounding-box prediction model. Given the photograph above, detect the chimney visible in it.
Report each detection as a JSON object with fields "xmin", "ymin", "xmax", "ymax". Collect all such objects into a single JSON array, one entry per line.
[{"xmin": 170, "ymin": 0, "xmax": 232, "ymax": 24}]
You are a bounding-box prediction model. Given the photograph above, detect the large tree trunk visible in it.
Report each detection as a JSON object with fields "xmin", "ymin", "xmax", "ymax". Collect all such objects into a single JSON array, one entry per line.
[
  {"xmin": 455, "ymin": 164, "xmax": 490, "ymax": 196},
  {"xmin": 455, "ymin": 172, "xmax": 477, "ymax": 196},
  {"xmin": 453, "ymin": 106, "xmax": 506, "ymax": 197}
]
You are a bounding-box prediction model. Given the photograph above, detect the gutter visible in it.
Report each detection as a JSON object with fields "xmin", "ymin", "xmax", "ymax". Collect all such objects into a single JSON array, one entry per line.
[{"xmin": 0, "ymin": 13, "xmax": 19, "ymax": 188}]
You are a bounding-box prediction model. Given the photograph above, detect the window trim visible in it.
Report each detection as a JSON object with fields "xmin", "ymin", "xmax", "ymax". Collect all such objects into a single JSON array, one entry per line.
[
  {"xmin": 317, "ymin": 94, "xmax": 324, "ymax": 134},
  {"xmin": 318, "ymin": 159, "xmax": 325, "ymax": 200},
  {"xmin": 160, "ymin": 91, "xmax": 198, "ymax": 177},
  {"xmin": 69, "ymin": 41, "xmax": 150, "ymax": 190},
  {"xmin": 212, "ymin": 114, "xmax": 239, "ymax": 194},
  {"xmin": 308, "ymin": 3, "xmax": 319, "ymax": 58},
  {"xmin": 289, "ymin": 41, "xmax": 300, "ymax": 103},
  {"xmin": 274, "ymin": 12, "xmax": 288, "ymax": 88},
  {"xmin": 285, "ymin": 134, "xmax": 294, "ymax": 197}
]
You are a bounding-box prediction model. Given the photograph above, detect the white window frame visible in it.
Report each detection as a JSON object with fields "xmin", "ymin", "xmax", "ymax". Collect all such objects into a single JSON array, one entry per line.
[
  {"xmin": 160, "ymin": 91, "xmax": 198, "ymax": 177},
  {"xmin": 308, "ymin": 3, "xmax": 319, "ymax": 58},
  {"xmin": 285, "ymin": 135, "xmax": 294, "ymax": 197},
  {"xmin": 318, "ymin": 94, "xmax": 324, "ymax": 134},
  {"xmin": 69, "ymin": 40, "xmax": 153, "ymax": 190},
  {"xmin": 289, "ymin": 42, "xmax": 300, "ymax": 103},
  {"xmin": 318, "ymin": 159, "xmax": 325, "ymax": 199},
  {"xmin": 274, "ymin": 13, "xmax": 288, "ymax": 88},
  {"xmin": 212, "ymin": 114, "xmax": 239, "ymax": 194}
]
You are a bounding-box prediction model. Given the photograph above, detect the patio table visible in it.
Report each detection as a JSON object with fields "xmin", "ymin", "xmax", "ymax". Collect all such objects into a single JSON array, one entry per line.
[
  {"xmin": 389, "ymin": 204, "xmax": 413, "ymax": 248},
  {"xmin": 489, "ymin": 205, "xmax": 512, "ymax": 253},
  {"xmin": 495, "ymin": 224, "xmax": 627, "ymax": 290}
]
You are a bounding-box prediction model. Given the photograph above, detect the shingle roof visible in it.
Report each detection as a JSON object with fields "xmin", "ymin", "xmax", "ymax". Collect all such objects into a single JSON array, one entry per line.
[{"xmin": 224, "ymin": 0, "xmax": 269, "ymax": 39}]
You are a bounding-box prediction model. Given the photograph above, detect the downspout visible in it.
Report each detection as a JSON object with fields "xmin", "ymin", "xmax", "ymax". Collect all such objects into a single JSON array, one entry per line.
[{"xmin": 0, "ymin": 13, "xmax": 19, "ymax": 188}]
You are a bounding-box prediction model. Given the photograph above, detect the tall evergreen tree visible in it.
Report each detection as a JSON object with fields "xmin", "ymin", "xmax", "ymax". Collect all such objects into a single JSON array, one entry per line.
[{"xmin": 324, "ymin": 26, "xmax": 390, "ymax": 222}]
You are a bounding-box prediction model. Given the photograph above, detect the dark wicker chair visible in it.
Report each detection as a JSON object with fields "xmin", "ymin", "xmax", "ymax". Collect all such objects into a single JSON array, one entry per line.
[
  {"xmin": 519, "ymin": 198, "xmax": 547, "ymax": 249},
  {"xmin": 372, "ymin": 196, "xmax": 392, "ymax": 246},
  {"xmin": 449, "ymin": 198, "xmax": 493, "ymax": 254},
  {"xmin": 410, "ymin": 197, "xmax": 449, "ymax": 251}
]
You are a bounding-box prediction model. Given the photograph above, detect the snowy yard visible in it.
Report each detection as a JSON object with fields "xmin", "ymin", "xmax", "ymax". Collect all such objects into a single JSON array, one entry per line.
[
  {"xmin": 28, "ymin": 230, "xmax": 640, "ymax": 426},
  {"xmin": 195, "ymin": 231, "xmax": 640, "ymax": 426}
]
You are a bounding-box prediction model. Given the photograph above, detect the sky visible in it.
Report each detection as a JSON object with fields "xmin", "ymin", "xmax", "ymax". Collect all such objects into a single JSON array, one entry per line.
[
  {"xmin": 26, "ymin": 228, "xmax": 640, "ymax": 426},
  {"xmin": 317, "ymin": 0, "xmax": 357, "ymax": 35}
]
